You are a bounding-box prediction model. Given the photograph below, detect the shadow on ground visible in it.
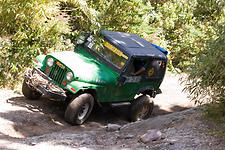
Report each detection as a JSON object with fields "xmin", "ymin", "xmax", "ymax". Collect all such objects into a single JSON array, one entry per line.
[
  {"xmin": 1, "ymin": 95, "xmax": 191, "ymax": 138},
  {"xmin": 0, "ymin": 95, "xmax": 193, "ymax": 149}
]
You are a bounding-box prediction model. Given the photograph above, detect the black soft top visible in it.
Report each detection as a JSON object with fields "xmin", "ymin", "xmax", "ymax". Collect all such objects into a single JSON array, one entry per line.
[{"xmin": 101, "ymin": 31, "xmax": 167, "ymax": 60}]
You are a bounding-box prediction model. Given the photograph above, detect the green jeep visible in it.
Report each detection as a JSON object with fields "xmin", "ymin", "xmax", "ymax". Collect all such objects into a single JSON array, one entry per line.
[{"xmin": 22, "ymin": 31, "xmax": 168, "ymax": 125}]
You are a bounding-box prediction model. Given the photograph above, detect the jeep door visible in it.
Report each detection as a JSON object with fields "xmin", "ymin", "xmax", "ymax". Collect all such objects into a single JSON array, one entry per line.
[{"xmin": 109, "ymin": 58, "xmax": 149, "ymax": 102}]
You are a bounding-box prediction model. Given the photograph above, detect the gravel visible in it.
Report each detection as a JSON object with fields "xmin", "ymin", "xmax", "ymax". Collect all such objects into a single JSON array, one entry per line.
[{"xmin": 0, "ymin": 74, "xmax": 224, "ymax": 150}]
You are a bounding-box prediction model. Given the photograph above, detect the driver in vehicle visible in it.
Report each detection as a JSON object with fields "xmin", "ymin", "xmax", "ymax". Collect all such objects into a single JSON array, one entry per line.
[{"xmin": 130, "ymin": 60, "xmax": 146, "ymax": 76}]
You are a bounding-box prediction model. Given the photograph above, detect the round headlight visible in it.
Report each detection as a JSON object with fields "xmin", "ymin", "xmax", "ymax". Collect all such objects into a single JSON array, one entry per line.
[
  {"xmin": 66, "ymin": 72, "xmax": 73, "ymax": 81},
  {"xmin": 47, "ymin": 58, "xmax": 54, "ymax": 67}
]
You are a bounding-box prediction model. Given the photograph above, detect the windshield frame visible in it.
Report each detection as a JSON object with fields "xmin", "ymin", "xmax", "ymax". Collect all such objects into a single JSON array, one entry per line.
[{"xmin": 80, "ymin": 36, "xmax": 130, "ymax": 74}]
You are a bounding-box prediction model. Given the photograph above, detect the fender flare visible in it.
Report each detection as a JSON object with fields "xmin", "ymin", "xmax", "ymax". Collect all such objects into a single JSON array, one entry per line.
[{"xmin": 65, "ymin": 81, "xmax": 98, "ymax": 94}]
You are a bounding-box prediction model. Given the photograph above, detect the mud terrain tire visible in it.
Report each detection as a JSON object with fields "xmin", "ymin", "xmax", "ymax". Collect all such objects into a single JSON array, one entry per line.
[
  {"xmin": 22, "ymin": 80, "xmax": 41, "ymax": 100},
  {"xmin": 65, "ymin": 93, "xmax": 94, "ymax": 125},
  {"xmin": 129, "ymin": 95, "xmax": 154, "ymax": 122}
]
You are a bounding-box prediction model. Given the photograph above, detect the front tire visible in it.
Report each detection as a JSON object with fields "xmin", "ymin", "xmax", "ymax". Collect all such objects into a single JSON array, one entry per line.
[
  {"xmin": 22, "ymin": 79, "xmax": 41, "ymax": 100},
  {"xmin": 64, "ymin": 93, "xmax": 94, "ymax": 125},
  {"xmin": 129, "ymin": 95, "xmax": 154, "ymax": 122}
]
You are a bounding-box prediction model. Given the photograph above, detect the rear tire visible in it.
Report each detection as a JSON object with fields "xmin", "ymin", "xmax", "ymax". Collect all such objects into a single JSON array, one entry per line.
[
  {"xmin": 22, "ymin": 79, "xmax": 41, "ymax": 100},
  {"xmin": 64, "ymin": 93, "xmax": 94, "ymax": 125},
  {"xmin": 129, "ymin": 95, "xmax": 154, "ymax": 122}
]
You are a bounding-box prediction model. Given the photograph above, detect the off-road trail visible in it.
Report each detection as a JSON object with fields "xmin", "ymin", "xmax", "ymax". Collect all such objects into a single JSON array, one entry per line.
[{"xmin": 0, "ymin": 74, "xmax": 224, "ymax": 150}]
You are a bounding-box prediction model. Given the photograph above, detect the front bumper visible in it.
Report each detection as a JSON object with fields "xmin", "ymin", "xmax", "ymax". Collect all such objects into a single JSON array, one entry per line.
[{"xmin": 24, "ymin": 68, "xmax": 66, "ymax": 101}]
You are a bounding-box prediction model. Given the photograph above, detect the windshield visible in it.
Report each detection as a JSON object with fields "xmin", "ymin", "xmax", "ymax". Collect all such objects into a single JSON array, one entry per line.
[{"xmin": 84, "ymin": 36, "xmax": 128, "ymax": 69}]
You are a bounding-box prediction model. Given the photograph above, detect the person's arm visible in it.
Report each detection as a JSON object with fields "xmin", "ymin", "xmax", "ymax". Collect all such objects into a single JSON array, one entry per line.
[{"xmin": 130, "ymin": 67, "xmax": 145, "ymax": 76}]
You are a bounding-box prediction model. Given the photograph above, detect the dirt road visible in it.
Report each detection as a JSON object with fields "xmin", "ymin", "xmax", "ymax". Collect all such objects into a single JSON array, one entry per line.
[{"xmin": 0, "ymin": 74, "xmax": 223, "ymax": 149}]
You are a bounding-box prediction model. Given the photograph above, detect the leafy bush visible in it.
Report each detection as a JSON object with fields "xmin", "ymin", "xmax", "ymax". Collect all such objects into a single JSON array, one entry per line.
[
  {"xmin": 183, "ymin": 0, "xmax": 225, "ymax": 117},
  {"xmin": 148, "ymin": 0, "xmax": 221, "ymax": 71},
  {"xmin": 0, "ymin": 0, "xmax": 70, "ymax": 88},
  {"xmin": 184, "ymin": 25, "xmax": 225, "ymax": 116},
  {"xmin": 60, "ymin": 0, "xmax": 156, "ymax": 36}
]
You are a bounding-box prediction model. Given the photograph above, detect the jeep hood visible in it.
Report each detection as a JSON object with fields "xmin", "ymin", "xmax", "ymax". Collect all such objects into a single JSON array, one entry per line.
[{"xmin": 48, "ymin": 51, "xmax": 118, "ymax": 84}]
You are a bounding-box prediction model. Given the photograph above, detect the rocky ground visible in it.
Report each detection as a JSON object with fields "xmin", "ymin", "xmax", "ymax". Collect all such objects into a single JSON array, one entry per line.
[{"xmin": 0, "ymin": 74, "xmax": 224, "ymax": 150}]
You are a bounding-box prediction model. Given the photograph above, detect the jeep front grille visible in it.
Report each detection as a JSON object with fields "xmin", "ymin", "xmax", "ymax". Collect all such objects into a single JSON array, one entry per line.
[{"xmin": 48, "ymin": 64, "xmax": 66, "ymax": 85}]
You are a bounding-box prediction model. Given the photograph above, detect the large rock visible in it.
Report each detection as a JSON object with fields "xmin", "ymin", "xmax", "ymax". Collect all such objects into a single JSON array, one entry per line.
[
  {"xmin": 106, "ymin": 124, "xmax": 121, "ymax": 132},
  {"xmin": 140, "ymin": 129, "xmax": 162, "ymax": 143}
]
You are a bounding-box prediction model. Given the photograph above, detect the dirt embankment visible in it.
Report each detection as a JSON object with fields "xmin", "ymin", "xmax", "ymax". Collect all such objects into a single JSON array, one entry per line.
[{"xmin": 0, "ymin": 74, "xmax": 224, "ymax": 150}]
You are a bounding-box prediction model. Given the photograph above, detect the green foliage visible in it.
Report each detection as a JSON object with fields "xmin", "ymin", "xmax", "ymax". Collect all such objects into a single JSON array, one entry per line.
[
  {"xmin": 60, "ymin": 0, "xmax": 155, "ymax": 37},
  {"xmin": 146, "ymin": 0, "xmax": 222, "ymax": 71},
  {"xmin": 184, "ymin": 24, "xmax": 225, "ymax": 116},
  {"xmin": 205, "ymin": 103, "xmax": 225, "ymax": 122},
  {"xmin": 182, "ymin": 0, "xmax": 225, "ymax": 117},
  {"xmin": 0, "ymin": 0, "xmax": 71, "ymax": 88}
]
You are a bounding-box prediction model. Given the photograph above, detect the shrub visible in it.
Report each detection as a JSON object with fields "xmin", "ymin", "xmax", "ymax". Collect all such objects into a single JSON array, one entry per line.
[
  {"xmin": 184, "ymin": 25, "xmax": 225, "ymax": 117},
  {"xmin": 0, "ymin": 0, "xmax": 70, "ymax": 88}
]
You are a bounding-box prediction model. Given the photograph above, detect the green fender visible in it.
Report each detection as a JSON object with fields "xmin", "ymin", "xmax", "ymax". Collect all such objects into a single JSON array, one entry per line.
[{"xmin": 65, "ymin": 80, "xmax": 102, "ymax": 94}]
